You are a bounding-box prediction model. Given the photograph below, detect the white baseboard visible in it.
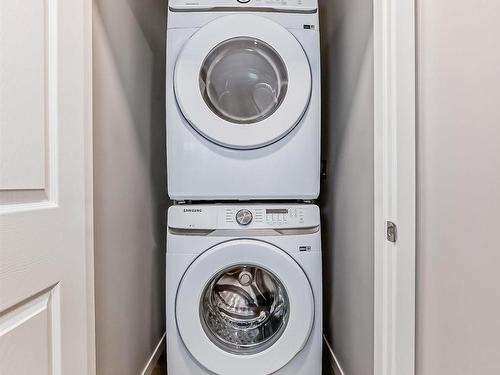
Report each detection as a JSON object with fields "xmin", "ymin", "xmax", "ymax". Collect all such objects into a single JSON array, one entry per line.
[
  {"xmin": 140, "ymin": 332, "xmax": 166, "ymax": 375},
  {"xmin": 323, "ymin": 334, "xmax": 345, "ymax": 375}
]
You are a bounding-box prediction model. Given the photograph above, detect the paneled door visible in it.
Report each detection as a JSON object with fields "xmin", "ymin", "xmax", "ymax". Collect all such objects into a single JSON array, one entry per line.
[{"xmin": 0, "ymin": 1, "xmax": 94, "ymax": 374}]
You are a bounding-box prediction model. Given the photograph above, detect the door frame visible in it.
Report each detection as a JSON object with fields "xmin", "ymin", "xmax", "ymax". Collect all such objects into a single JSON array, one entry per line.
[
  {"xmin": 373, "ymin": 0, "xmax": 416, "ymax": 374},
  {"xmin": 84, "ymin": 0, "xmax": 96, "ymax": 373}
]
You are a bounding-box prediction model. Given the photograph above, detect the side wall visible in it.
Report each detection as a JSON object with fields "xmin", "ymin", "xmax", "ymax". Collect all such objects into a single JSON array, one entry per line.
[
  {"xmin": 93, "ymin": 1, "xmax": 168, "ymax": 374},
  {"xmin": 417, "ymin": 1, "xmax": 500, "ymax": 374},
  {"xmin": 319, "ymin": 0, "xmax": 374, "ymax": 374}
]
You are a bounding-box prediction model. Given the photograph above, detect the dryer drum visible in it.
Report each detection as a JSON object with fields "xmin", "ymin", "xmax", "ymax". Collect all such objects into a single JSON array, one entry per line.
[
  {"xmin": 200, "ymin": 265, "xmax": 290, "ymax": 355},
  {"xmin": 199, "ymin": 37, "xmax": 289, "ymax": 125}
]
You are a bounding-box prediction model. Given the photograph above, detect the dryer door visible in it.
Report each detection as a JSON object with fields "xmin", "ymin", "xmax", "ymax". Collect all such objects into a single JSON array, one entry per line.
[
  {"xmin": 174, "ymin": 14, "xmax": 312, "ymax": 150},
  {"xmin": 175, "ymin": 239, "xmax": 314, "ymax": 375}
]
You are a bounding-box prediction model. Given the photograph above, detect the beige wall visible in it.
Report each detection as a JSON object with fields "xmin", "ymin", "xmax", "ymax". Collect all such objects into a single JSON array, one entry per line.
[
  {"xmin": 319, "ymin": 0, "xmax": 374, "ymax": 374},
  {"xmin": 417, "ymin": 0, "xmax": 500, "ymax": 373},
  {"xmin": 93, "ymin": 1, "xmax": 168, "ymax": 374}
]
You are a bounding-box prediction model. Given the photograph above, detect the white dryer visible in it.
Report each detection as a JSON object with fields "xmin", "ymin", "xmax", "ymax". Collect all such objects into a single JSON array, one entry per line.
[
  {"xmin": 166, "ymin": 204, "xmax": 322, "ymax": 375},
  {"xmin": 166, "ymin": 0, "xmax": 321, "ymax": 201}
]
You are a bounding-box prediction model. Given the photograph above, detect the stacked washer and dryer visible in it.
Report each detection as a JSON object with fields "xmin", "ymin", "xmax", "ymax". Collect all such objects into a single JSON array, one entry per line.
[{"xmin": 165, "ymin": 1, "xmax": 322, "ymax": 374}]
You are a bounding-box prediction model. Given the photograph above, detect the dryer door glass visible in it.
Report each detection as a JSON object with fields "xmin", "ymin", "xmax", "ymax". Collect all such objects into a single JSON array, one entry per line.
[
  {"xmin": 200, "ymin": 264, "xmax": 290, "ymax": 355},
  {"xmin": 199, "ymin": 38, "xmax": 288, "ymax": 124}
]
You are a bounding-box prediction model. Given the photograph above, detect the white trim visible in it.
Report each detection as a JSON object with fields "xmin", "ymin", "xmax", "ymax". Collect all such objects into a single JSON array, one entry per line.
[
  {"xmin": 374, "ymin": 0, "xmax": 416, "ymax": 374},
  {"xmin": 323, "ymin": 335, "xmax": 345, "ymax": 375},
  {"xmin": 140, "ymin": 333, "xmax": 166, "ymax": 375}
]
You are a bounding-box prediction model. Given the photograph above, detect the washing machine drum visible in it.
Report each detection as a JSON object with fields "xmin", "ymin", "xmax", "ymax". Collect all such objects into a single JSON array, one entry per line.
[
  {"xmin": 201, "ymin": 265, "xmax": 289, "ymax": 354},
  {"xmin": 174, "ymin": 14, "xmax": 312, "ymax": 150},
  {"xmin": 176, "ymin": 240, "xmax": 314, "ymax": 375}
]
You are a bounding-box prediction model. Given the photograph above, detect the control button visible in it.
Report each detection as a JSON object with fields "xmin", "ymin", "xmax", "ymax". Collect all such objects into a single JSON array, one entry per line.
[
  {"xmin": 237, "ymin": 0, "xmax": 250, "ymax": 3},
  {"xmin": 236, "ymin": 209, "xmax": 253, "ymax": 226}
]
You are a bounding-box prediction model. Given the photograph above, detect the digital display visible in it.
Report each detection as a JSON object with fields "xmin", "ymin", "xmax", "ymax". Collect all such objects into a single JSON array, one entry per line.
[{"xmin": 266, "ymin": 209, "xmax": 288, "ymax": 214}]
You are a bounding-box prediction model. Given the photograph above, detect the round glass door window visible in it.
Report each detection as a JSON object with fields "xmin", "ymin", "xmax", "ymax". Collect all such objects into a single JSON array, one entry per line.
[
  {"xmin": 199, "ymin": 37, "xmax": 288, "ymax": 124},
  {"xmin": 200, "ymin": 265, "xmax": 290, "ymax": 355}
]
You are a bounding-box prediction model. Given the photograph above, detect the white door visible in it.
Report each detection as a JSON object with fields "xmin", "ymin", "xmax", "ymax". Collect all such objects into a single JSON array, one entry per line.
[
  {"xmin": 176, "ymin": 240, "xmax": 314, "ymax": 375},
  {"xmin": 174, "ymin": 14, "xmax": 312, "ymax": 149},
  {"xmin": 0, "ymin": 1, "xmax": 94, "ymax": 374}
]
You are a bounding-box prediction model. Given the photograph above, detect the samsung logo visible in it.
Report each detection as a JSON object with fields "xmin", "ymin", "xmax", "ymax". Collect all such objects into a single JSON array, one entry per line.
[{"xmin": 183, "ymin": 208, "xmax": 202, "ymax": 213}]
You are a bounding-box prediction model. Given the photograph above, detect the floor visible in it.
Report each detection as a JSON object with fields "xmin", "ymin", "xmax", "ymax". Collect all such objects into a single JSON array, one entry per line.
[{"xmin": 152, "ymin": 352, "xmax": 166, "ymax": 375}]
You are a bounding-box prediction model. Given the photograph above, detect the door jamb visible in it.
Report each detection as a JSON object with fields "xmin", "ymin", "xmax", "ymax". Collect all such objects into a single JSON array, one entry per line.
[
  {"xmin": 85, "ymin": 0, "xmax": 96, "ymax": 373},
  {"xmin": 374, "ymin": 0, "xmax": 416, "ymax": 374}
]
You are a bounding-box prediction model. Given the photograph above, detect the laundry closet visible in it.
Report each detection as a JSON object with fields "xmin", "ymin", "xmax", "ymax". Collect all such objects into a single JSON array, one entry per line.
[
  {"xmin": 93, "ymin": 0, "xmax": 377, "ymax": 374},
  {"xmin": 3, "ymin": 0, "xmax": 500, "ymax": 372}
]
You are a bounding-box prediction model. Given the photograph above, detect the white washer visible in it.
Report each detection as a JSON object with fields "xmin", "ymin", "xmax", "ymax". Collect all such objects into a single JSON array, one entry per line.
[
  {"xmin": 166, "ymin": 204, "xmax": 322, "ymax": 375},
  {"xmin": 166, "ymin": 0, "xmax": 321, "ymax": 201}
]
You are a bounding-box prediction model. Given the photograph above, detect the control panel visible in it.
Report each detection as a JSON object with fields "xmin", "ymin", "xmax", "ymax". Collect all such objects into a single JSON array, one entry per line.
[
  {"xmin": 223, "ymin": 207, "xmax": 306, "ymax": 226},
  {"xmin": 168, "ymin": 204, "xmax": 319, "ymax": 231},
  {"xmin": 169, "ymin": 0, "xmax": 318, "ymax": 13}
]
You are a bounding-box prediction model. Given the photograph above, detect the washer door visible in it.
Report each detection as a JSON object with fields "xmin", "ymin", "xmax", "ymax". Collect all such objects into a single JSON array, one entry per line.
[
  {"xmin": 176, "ymin": 240, "xmax": 314, "ymax": 375},
  {"xmin": 174, "ymin": 14, "xmax": 312, "ymax": 150}
]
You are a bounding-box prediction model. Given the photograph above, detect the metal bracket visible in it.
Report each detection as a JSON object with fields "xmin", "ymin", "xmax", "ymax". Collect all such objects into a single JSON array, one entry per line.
[{"xmin": 387, "ymin": 221, "xmax": 397, "ymax": 243}]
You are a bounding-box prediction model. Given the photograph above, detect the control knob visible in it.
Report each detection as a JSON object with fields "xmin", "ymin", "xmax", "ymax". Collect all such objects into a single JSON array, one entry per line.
[{"xmin": 236, "ymin": 209, "xmax": 253, "ymax": 225}]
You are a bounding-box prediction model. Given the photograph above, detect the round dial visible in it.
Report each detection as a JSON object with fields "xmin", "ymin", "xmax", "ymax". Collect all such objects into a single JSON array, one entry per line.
[{"xmin": 236, "ymin": 209, "xmax": 253, "ymax": 226}]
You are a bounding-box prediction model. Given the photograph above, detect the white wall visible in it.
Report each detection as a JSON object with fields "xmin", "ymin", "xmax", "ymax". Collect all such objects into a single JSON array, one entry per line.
[
  {"xmin": 417, "ymin": 0, "xmax": 500, "ymax": 373},
  {"xmin": 319, "ymin": 0, "xmax": 374, "ymax": 374},
  {"xmin": 93, "ymin": 1, "xmax": 168, "ymax": 374}
]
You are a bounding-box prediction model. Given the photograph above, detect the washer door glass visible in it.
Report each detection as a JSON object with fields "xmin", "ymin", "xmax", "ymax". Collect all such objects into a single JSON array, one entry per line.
[
  {"xmin": 199, "ymin": 38, "xmax": 288, "ymax": 125},
  {"xmin": 201, "ymin": 265, "xmax": 289, "ymax": 355}
]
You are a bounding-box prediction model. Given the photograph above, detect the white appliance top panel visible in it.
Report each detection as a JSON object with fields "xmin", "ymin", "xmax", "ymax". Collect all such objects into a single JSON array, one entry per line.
[
  {"xmin": 168, "ymin": 204, "xmax": 320, "ymax": 231},
  {"xmin": 169, "ymin": 0, "xmax": 318, "ymax": 13}
]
